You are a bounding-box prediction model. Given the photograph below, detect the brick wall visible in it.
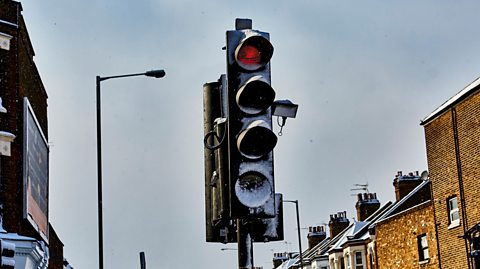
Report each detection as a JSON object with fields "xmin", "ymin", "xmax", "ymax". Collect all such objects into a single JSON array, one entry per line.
[
  {"xmin": 1, "ymin": 0, "xmax": 56, "ymax": 254},
  {"xmin": 48, "ymin": 225, "xmax": 64, "ymax": 269},
  {"xmin": 375, "ymin": 202, "xmax": 438, "ymax": 269},
  {"xmin": 454, "ymin": 89, "xmax": 480, "ymax": 229},
  {"xmin": 423, "ymin": 87, "xmax": 480, "ymax": 268},
  {"xmin": 0, "ymin": 0, "xmax": 24, "ymax": 237}
]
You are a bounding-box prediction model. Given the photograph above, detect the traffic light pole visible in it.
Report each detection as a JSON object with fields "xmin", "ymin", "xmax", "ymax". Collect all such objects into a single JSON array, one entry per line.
[{"xmin": 237, "ymin": 219, "xmax": 254, "ymax": 269}]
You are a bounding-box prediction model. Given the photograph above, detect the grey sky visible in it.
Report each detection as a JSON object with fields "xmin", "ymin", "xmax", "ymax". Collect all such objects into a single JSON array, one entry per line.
[{"xmin": 16, "ymin": 0, "xmax": 480, "ymax": 268}]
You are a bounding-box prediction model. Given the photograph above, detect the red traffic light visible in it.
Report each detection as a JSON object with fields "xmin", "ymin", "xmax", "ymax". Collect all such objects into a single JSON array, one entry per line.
[
  {"xmin": 237, "ymin": 45, "xmax": 261, "ymax": 66},
  {"xmin": 235, "ymin": 35, "xmax": 273, "ymax": 71}
]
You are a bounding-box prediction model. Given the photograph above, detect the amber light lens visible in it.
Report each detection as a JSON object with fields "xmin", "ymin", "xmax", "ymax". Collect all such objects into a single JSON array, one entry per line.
[{"xmin": 237, "ymin": 45, "xmax": 261, "ymax": 66}]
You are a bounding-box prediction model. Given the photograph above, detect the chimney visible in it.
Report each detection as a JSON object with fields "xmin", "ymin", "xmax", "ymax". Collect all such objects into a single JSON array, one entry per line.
[
  {"xmin": 307, "ymin": 226, "xmax": 327, "ymax": 249},
  {"xmin": 329, "ymin": 211, "xmax": 350, "ymax": 238},
  {"xmin": 272, "ymin": 253, "xmax": 288, "ymax": 268},
  {"xmin": 393, "ymin": 171, "xmax": 423, "ymax": 201},
  {"xmin": 355, "ymin": 193, "xmax": 380, "ymax": 221}
]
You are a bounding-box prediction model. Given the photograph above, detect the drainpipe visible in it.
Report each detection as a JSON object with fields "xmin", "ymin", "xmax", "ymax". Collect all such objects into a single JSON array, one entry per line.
[{"xmin": 451, "ymin": 108, "xmax": 471, "ymax": 268}]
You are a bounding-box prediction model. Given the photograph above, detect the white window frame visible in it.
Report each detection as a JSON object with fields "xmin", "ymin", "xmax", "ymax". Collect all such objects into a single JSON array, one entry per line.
[
  {"xmin": 345, "ymin": 252, "xmax": 351, "ymax": 269},
  {"xmin": 354, "ymin": 251, "xmax": 364, "ymax": 269},
  {"xmin": 417, "ymin": 233, "xmax": 429, "ymax": 262},
  {"xmin": 447, "ymin": 196, "xmax": 460, "ymax": 228}
]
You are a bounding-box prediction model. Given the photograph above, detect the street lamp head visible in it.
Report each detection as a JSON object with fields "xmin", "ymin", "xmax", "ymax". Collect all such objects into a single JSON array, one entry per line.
[
  {"xmin": 145, "ymin": 69, "xmax": 166, "ymax": 78},
  {"xmin": 272, "ymin": 100, "xmax": 298, "ymax": 119}
]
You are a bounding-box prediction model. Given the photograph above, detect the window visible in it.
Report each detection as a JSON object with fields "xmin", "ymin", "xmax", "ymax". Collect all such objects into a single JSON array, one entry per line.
[
  {"xmin": 448, "ymin": 196, "xmax": 460, "ymax": 227},
  {"xmin": 330, "ymin": 259, "xmax": 335, "ymax": 269},
  {"xmin": 355, "ymin": 252, "xmax": 364, "ymax": 269},
  {"xmin": 345, "ymin": 253, "xmax": 351, "ymax": 269},
  {"xmin": 417, "ymin": 234, "xmax": 429, "ymax": 261}
]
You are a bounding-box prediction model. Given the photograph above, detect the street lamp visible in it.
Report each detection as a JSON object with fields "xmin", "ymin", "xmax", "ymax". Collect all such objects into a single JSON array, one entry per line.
[
  {"xmin": 220, "ymin": 248, "xmax": 238, "ymax": 251},
  {"xmin": 283, "ymin": 199, "xmax": 304, "ymax": 269},
  {"xmin": 96, "ymin": 69, "xmax": 166, "ymax": 269}
]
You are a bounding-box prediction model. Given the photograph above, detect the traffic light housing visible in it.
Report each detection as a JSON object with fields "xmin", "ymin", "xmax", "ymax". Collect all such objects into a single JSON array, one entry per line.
[
  {"xmin": 226, "ymin": 19, "xmax": 277, "ymax": 219},
  {"xmin": 250, "ymin": 193, "xmax": 284, "ymax": 242},
  {"xmin": 0, "ymin": 239, "xmax": 15, "ymax": 269},
  {"xmin": 204, "ymin": 77, "xmax": 235, "ymax": 243}
]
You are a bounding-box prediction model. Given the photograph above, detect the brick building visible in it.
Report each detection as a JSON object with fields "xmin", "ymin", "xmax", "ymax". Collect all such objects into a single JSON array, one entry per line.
[
  {"xmin": 421, "ymin": 76, "xmax": 480, "ymax": 269},
  {"xmin": 0, "ymin": 1, "xmax": 70, "ymax": 268},
  {"xmin": 371, "ymin": 172, "xmax": 438, "ymax": 269},
  {"xmin": 277, "ymin": 170, "xmax": 437, "ymax": 269}
]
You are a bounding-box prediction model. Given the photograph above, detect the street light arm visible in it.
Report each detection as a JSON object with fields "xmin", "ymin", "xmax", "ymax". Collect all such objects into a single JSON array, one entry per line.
[{"xmin": 98, "ymin": 69, "xmax": 166, "ymax": 82}]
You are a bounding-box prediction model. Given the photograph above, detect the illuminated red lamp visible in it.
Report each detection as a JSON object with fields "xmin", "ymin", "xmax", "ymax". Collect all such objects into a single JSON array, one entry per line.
[{"xmin": 235, "ymin": 35, "xmax": 273, "ymax": 71}]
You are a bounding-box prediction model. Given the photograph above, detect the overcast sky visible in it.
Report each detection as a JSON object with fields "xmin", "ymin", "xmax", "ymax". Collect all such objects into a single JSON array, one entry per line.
[{"xmin": 15, "ymin": 0, "xmax": 480, "ymax": 268}]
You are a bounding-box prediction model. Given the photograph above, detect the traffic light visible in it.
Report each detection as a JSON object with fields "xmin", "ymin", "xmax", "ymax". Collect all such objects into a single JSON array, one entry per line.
[
  {"xmin": 226, "ymin": 19, "xmax": 277, "ymax": 219},
  {"xmin": 250, "ymin": 193, "xmax": 284, "ymax": 242},
  {"xmin": 204, "ymin": 76, "xmax": 235, "ymax": 243},
  {"xmin": 0, "ymin": 239, "xmax": 15, "ymax": 269}
]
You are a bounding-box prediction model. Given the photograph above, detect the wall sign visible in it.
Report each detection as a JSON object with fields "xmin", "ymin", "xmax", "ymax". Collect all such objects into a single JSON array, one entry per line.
[{"xmin": 23, "ymin": 98, "xmax": 49, "ymax": 242}]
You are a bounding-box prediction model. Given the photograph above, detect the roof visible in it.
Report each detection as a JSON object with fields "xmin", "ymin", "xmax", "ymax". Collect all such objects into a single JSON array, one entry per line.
[
  {"xmin": 370, "ymin": 179, "xmax": 431, "ymax": 228},
  {"xmin": 421, "ymin": 76, "xmax": 480, "ymax": 125},
  {"xmin": 284, "ymin": 179, "xmax": 432, "ymax": 268},
  {"xmin": 275, "ymin": 255, "xmax": 299, "ymax": 269}
]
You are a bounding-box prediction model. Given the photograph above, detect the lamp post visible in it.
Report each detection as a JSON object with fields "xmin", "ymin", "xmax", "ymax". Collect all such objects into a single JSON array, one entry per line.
[
  {"xmin": 283, "ymin": 199, "xmax": 303, "ymax": 269},
  {"xmin": 96, "ymin": 69, "xmax": 165, "ymax": 269},
  {"xmin": 220, "ymin": 248, "xmax": 238, "ymax": 251}
]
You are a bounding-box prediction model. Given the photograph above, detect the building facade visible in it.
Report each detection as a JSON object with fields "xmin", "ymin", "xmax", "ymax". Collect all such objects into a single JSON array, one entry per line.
[
  {"xmin": 372, "ymin": 172, "xmax": 438, "ymax": 269},
  {"xmin": 276, "ymin": 171, "xmax": 439, "ymax": 269},
  {"xmin": 272, "ymin": 74, "xmax": 480, "ymax": 269},
  {"xmin": 422, "ymin": 76, "xmax": 480, "ymax": 269},
  {"xmin": 0, "ymin": 1, "xmax": 70, "ymax": 268}
]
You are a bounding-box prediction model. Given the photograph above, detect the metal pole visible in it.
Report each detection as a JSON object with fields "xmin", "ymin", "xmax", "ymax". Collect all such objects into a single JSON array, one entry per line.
[
  {"xmin": 95, "ymin": 70, "xmax": 165, "ymax": 269},
  {"xmin": 294, "ymin": 200, "xmax": 304, "ymax": 269},
  {"xmin": 140, "ymin": 252, "xmax": 146, "ymax": 269},
  {"xmin": 96, "ymin": 76, "xmax": 104, "ymax": 269},
  {"xmin": 237, "ymin": 219, "xmax": 254, "ymax": 269},
  {"xmin": 284, "ymin": 200, "xmax": 303, "ymax": 269}
]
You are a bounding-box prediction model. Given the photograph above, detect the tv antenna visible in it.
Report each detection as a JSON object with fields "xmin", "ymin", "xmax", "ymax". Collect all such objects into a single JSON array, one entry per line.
[{"xmin": 350, "ymin": 183, "xmax": 369, "ymax": 196}]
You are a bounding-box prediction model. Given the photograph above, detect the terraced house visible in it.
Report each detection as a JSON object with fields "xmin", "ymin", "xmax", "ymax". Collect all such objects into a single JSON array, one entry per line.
[{"xmin": 421, "ymin": 76, "xmax": 480, "ymax": 269}]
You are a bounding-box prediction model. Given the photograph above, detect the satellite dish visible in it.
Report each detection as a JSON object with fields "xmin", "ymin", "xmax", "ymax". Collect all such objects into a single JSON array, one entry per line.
[{"xmin": 420, "ymin": 170, "xmax": 429, "ymax": 180}]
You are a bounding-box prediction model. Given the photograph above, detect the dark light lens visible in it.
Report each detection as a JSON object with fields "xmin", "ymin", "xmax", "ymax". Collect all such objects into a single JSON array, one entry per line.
[
  {"xmin": 237, "ymin": 123, "xmax": 277, "ymax": 159},
  {"xmin": 237, "ymin": 80, "xmax": 275, "ymax": 114},
  {"xmin": 235, "ymin": 171, "xmax": 272, "ymax": 208}
]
